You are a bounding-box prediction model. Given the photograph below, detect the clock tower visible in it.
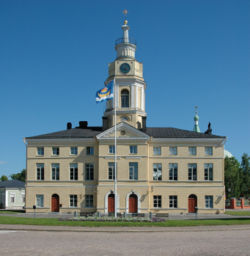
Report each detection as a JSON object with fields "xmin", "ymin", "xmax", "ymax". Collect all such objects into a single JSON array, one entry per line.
[{"xmin": 103, "ymin": 19, "xmax": 147, "ymax": 130}]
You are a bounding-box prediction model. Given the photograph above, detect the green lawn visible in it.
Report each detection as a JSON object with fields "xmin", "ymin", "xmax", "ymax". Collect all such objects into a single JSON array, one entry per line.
[
  {"xmin": 225, "ymin": 210, "xmax": 250, "ymax": 216},
  {"xmin": 0, "ymin": 211, "xmax": 22, "ymax": 214},
  {"xmin": 0, "ymin": 216, "xmax": 250, "ymax": 227}
]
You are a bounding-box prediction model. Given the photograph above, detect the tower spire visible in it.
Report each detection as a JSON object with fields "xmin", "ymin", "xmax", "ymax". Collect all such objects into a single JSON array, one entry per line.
[
  {"xmin": 115, "ymin": 10, "xmax": 136, "ymax": 59},
  {"xmin": 193, "ymin": 106, "xmax": 200, "ymax": 133}
]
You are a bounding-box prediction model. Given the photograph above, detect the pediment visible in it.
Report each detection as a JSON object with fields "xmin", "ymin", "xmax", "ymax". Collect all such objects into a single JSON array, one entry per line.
[{"xmin": 96, "ymin": 122, "xmax": 149, "ymax": 140}]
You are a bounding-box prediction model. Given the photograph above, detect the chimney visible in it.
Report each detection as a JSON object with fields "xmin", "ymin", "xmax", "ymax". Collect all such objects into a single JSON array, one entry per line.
[
  {"xmin": 142, "ymin": 116, "xmax": 147, "ymax": 131},
  {"xmin": 102, "ymin": 117, "xmax": 108, "ymax": 130},
  {"xmin": 67, "ymin": 122, "xmax": 72, "ymax": 130},
  {"xmin": 79, "ymin": 121, "xmax": 88, "ymax": 129}
]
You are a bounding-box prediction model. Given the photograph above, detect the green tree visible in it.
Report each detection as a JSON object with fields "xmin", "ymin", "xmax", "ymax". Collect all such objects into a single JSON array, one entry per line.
[
  {"xmin": 11, "ymin": 169, "xmax": 26, "ymax": 182},
  {"xmin": 0, "ymin": 175, "xmax": 8, "ymax": 181},
  {"xmin": 240, "ymin": 153, "xmax": 250, "ymax": 197},
  {"xmin": 225, "ymin": 157, "xmax": 241, "ymax": 198}
]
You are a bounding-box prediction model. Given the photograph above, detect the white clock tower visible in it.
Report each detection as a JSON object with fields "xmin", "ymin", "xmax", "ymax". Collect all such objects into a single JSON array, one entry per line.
[{"xmin": 103, "ymin": 19, "xmax": 147, "ymax": 130}]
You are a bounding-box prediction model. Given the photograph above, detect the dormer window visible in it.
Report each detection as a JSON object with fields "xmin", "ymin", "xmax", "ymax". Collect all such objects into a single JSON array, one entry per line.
[{"xmin": 121, "ymin": 89, "xmax": 129, "ymax": 108}]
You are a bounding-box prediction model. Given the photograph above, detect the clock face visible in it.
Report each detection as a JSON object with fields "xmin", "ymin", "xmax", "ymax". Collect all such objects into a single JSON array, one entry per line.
[{"xmin": 120, "ymin": 63, "xmax": 130, "ymax": 74}]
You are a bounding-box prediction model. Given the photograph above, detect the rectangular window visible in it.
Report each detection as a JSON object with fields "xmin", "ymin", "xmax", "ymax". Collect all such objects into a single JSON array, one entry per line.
[
  {"xmin": 36, "ymin": 163, "xmax": 44, "ymax": 181},
  {"xmin": 130, "ymin": 145, "xmax": 138, "ymax": 154},
  {"xmin": 205, "ymin": 146, "xmax": 213, "ymax": 156},
  {"xmin": 36, "ymin": 194, "xmax": 44, "ymax": 208},
  {"xmin": 85, "ymin": 163, "xmax": 94, "ymax": 180},
  {"xmin": 52, "ymin": 147, "xmax": 59, "ymax": 156},
  {"xmin": 10, "ymin": 194, "xmax": 15, "ymax": 203},
  {"xmin": 169, "ymin": 146, "xmax": 177, "ymax": 155},
  {"xmin": 52, "ymin": 163, "xmax": 60, "ymax": 180},
  {"xmin": 70, "ymin": 195, "xmax": 77, "ymax": 208},
  {"xmin": 169, "ymin": 195, "xmax": 178, "ymax": 208},
  {"xmin": 205, "ymin": 195, "xmax": 213, "ymax": 208},
  {"xmin": 153, "ymin": 146, "xmax": 161, "ymax": 155},
  {"xmin": 37, "ymin": 147, "xmax": 44, "ymax": 156},
  {"xmin": 204, "ymin": 163, "xmax": 213, "ymax": 181},
  {"xmin": 129, "ymin": 162, "xmax": 138, "ymax": 180},
  {"xmin": 108, "ymin": 162, "xmax": 115, "ymax": 180},
  {"xmin": 188, "ymin": 163, "xmax": 197, "ymax": 181},
  {"xmin": 85, "ymin": 195, "xmax": 93, "ymax": 208},
  {"xmin": 70, "ymin": 147, "xmax": 78, "ymax": 155},
  {"xmin": 153, "ymin": 163, "xmax": 162, "ymax": 181},
  {"xmin": 70, "ymin": 163, "xmax": 78, "ymax": 181},
  {"xmin": 86, "ymin": 146, "xmax": 94, "ymax": 155},
  {"xmin": 153, "ymin": 195, "xmax": 162, "ymax": 208},
  {"xmin": 169, "ymin": 163, "xmax": 178, "ymax": 180},
  {"xmin": 189, "ymin": 146, "xmax": 197, "ymax": 156},
  {"xmin": 109, "ymin": 145, "xmax": 115, "ymax": 154}
]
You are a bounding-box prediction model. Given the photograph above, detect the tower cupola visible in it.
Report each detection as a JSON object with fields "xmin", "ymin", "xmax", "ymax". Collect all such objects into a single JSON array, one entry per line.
[{"xmin": 115, "ymin": 18, "xmax": 136, "ymax": 59}]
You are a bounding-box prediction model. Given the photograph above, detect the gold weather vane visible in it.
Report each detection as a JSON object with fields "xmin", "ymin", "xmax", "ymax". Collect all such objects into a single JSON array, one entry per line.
[{"xmin": 123, "ymin": 9, "xmax": 128, "ymax": 24}]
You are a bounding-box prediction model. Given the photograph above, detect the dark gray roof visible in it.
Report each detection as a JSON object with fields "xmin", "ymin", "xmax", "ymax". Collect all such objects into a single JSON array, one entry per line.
[
  {"xmin": 26, "ymin": 127, "xmax": 103, "ymax": 139},
  {"xmin": 144, "ymin": 127, "xmax": 225, "ymax": 139},
  {"xmin": 26, "ymin": 126, "xmax": 225, "ymax": 140},
  {"xmin": 0, "ymin": 180, "xmax": 25, "ymax": 188}
]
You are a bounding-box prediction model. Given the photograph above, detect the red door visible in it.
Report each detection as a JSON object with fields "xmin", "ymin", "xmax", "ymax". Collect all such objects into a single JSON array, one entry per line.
[
  {"xmin": 188, "ymin": 195, "xmax": 197, "ymax": 213},
  {"xmin": 51, "ymin": 194, "xmax": 59, "ymax": 212},
  {"xmin": 129, "ymin": 194, "xmax": 138, "ymax": 213},
  {"xmin": 108, "ymin": 194, "xmax": 115, "ymax": 213}
]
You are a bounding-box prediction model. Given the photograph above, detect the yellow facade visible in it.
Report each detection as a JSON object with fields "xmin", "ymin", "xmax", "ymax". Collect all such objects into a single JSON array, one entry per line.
[{"xmin": 25, "ymin": 20, "xmax": 226, "ymax": 215}]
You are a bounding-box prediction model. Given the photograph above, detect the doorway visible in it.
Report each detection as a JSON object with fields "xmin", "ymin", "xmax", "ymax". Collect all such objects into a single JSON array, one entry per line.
[
  {"xmin": 188, "ymin": 194, "xmax": 197, "ymax": 213},
  {"xmin": 51, "ymin": 194, "xmax": 60, "ymax": 212},
  {"xmin": 129, "ymin": 194, "xmax": 138, "ymax": 213}
]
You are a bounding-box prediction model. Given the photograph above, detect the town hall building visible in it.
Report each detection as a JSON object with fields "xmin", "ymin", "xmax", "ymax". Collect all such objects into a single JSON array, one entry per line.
[{"xmin": 24, "ymin": 18, "xmax": 226, "ymax": 215}]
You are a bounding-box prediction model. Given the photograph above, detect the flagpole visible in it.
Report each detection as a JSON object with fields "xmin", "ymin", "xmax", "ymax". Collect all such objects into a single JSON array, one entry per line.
[{"xmin": 114, "ymin": 77, "xmax": 117, "ymax": 218}]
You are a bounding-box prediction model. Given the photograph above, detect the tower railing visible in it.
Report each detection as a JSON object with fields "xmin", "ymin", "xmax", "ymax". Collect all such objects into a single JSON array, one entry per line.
[{"xmin": 115, "ymin": 37, "xmax": 137, "ymax": 46}]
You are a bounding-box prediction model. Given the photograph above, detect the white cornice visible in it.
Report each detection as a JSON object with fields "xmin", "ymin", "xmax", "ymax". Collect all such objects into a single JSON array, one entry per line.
[
  {"xmin": 25, "ymin": 138, "xmax": 95, "ymax": 145},
  {"xmin": 151, "ymin": 138, "xmax": 226, "ymax": 146}
]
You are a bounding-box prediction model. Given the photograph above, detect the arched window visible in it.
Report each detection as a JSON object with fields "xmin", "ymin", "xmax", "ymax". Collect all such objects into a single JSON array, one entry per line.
[{"xmin": 121, "ymin": 89, "xmax": 129, "ymax": 108}]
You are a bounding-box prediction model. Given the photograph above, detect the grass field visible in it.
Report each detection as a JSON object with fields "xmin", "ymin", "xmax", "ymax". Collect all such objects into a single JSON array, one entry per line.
[
  {"xmin": 0, "ymin": 216, "xmax": 250, "ymax": 227},
  {"xmin": 225, "ymin": 210, "xmax": 250, "ymax": 216}
]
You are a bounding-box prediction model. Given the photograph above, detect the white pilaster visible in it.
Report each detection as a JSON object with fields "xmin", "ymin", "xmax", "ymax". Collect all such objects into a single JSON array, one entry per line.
[
  {"xmin": 131, "ymin": 85, "xmax": 135, "ymax": 108},
  {"xmin": 135, "ymin": 85, "xmax": 138, "ymax": 108}
]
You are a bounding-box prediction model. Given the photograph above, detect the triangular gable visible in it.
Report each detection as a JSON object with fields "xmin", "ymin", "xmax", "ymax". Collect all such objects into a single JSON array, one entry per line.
[{"xmin": 96, "ymin": 122, "xmax": 149, "ymax": 140}]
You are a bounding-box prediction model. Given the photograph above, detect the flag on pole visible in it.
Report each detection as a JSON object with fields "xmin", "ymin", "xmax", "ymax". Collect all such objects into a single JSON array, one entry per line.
[{"xmin": 96, "ymin": 80, "xmax": 114, "ymax": 103}]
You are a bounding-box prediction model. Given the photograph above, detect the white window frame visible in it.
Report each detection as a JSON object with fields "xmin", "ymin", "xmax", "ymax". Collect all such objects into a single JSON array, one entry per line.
[
  {"xmin": 188, "ymin": 163, "xmax": 197, "ymax": 181},
  {"xmin": 205, "ymin": 195, "xmax": 213, "ymax": 208},
  {"xmin": 169, "ymin": 146, "xmax": 177, "ymax": 155},
  {"xmin": 205, "ymin": 146, "xmax": 213, "ymax": 156},
  {"xmin": 153, "ymin": 195, "xmax": 162, "ymax": 208},
  {"xmin": 37, "ymin": 163, "xmax": 44, "ymax": 181},
  {"xmin": 204, "ymin": 163, "xmax": 213, "ymax": 181},
  {"xmin": 70, "ymin": 194, "xmax": 77, "ymax": 208},
  {"xmin": 52, "ymin": 147, "xmax": 59, "ymax": 156},
  {"xmin": 130, "ymin": 145, "xmax": 138, "ymax": 154},
  {"xmin": 153, "ymin": 163, "xmax": 162, "ymax": 181},
  {"xmin": 10, "ymin": 194, "xmax": 15, "ymax": 203},
  {"xmin": 108, "ymin": 162, "xmax": 115, "ymax": 180},
  {"xmin": 70, "ymin": 147, "xmax": 78, "ymax": 155},
  {"xmin": 189, "ymin": 146, "xmax": 197, "ymax": 156},
  {"xmin": 85, "ymin": 195, "xmax": 94, "ymax": 208},
  {"xmin": 153, "ymin": 146, "xmax": 161, "ymax": 155},
  {"xmin": 52, "ymin": 163, "xmax": 60, "ymax": 180},
  {"xmin": 86, "ymin": 146, "xmax": 94, "ymax": 155},
  {"xmin": 36, "ymin": 194, "xmax": 44, "ymax": 208},
  {"xmin": 169, "ymin": 163, "xmax": 178, "ymax": 181},
  {"xmin": 169, "ymin": 195, "xmax": 178, "ymax": 208},
  {"xmin": 37, "ymin": 147, "xmax": 44, "ymax": 156},
  {"xmin": 109, "ymin": 145, "xmax": 115, "ymax": 154},
  {"xmin": 85, "ymin": 163, "xmax": 94, "ymax": 181},
  {"xmin": 129, "ymin": 162, "xmax": 138, "ymax": 180},
  {"xmin": 70, "ymin": 163, "xmax": 78, "ymax": 181}
]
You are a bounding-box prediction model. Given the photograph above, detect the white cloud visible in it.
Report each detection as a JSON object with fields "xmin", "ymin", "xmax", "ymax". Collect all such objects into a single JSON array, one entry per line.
[{"xmin": 0, "ymin": 161, "xmax": 6, "ymax": 165}]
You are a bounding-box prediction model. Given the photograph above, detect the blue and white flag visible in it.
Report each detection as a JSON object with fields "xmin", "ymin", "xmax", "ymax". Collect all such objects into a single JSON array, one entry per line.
[{"xmin": 96, "ymin": 80, "xmax": 114, "ymax": 103}]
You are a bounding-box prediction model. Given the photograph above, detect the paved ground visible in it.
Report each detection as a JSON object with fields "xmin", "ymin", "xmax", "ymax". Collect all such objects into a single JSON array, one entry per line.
[{"xmin": 1, "ymin": 225, "xmax": 250, "ymax": 255}]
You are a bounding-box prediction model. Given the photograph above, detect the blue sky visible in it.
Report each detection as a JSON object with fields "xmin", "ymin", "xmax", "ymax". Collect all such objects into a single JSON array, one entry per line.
[{"xmin": 0, "ymin": 0, "xmax": 249, "ymax": 177}]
